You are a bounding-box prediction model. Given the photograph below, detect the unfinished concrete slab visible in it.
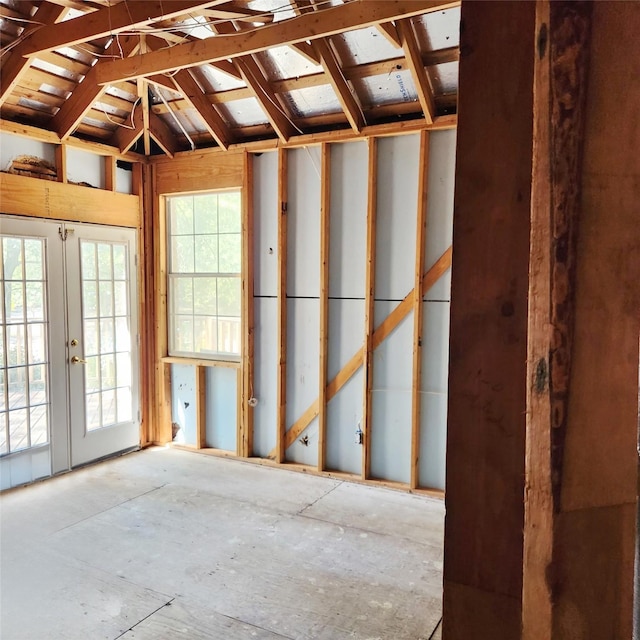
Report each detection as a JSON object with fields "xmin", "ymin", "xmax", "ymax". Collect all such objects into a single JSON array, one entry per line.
[{"xmin": 0, "ymin": 448, "xmax": 444, "ymax": 640}]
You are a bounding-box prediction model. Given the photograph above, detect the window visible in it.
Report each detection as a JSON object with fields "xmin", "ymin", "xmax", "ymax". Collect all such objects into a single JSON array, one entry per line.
[{"xmin": 167, "ymin": 191, "xmax": 242, "ymax": 359}]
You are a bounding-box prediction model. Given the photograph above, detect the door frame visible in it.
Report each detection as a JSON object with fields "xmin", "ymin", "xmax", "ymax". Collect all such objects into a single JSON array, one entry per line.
[{"xmin": 0, "ymin": 214, "xmax": 143, "ymax": 484}]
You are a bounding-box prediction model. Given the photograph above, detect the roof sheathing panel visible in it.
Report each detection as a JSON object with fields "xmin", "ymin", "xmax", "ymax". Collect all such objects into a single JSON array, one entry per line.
[
  {"xmin": 256, "ymin": 46, "xmax": 322, "ymax": 81},
  {"xmin": 332, "ymin": 26, "xmax": 401, "ymax": 66}
]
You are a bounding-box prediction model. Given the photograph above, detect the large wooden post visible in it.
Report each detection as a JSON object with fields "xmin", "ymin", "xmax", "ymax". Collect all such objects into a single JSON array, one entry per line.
[
  {"xmin": 523, "ymin": 2, "xmax": 640, "ymax": 638},
  {"xmin": 444, "ymin": 1, "xmax": 640, "ymax": 638},
  {"xmin": 443, "ymin": 2, "xmax": 536, "ymax": 637}
]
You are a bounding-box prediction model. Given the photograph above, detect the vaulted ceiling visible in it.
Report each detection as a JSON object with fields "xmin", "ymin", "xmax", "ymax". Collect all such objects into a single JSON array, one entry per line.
[{"xmin": 0, "ymin": 0, "xmax": 460, "ymax": 156}]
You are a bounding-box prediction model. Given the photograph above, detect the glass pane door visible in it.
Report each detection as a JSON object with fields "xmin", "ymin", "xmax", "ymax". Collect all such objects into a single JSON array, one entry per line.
[
  {"xmin": 0, "ymin": 218, "xmax": 68, "ymax": 490},
  {"xmin": 66, "ymin": 224, "xmax": 139, "ymax": 467}
]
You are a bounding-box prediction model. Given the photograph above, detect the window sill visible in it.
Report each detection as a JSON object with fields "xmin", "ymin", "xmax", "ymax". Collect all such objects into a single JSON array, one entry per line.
[{"xmin": 161, "ymin": 355, "xmax": 241, "ymax": 368}]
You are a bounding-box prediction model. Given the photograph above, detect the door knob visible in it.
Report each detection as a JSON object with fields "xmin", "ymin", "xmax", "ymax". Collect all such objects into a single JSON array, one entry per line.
[{"xmin": 71, "ymin": 355, "xmax": 87, "ymax": 364}]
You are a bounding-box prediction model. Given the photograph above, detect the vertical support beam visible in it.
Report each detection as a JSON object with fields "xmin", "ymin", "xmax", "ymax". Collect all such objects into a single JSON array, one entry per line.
[
  {"xmin": 276, "ymin": 148, "xmax": 289, "ymax": 464},
  {"xmin": 105, "ymin": 155, "xmax": 116, "ymax": 192},
  {"xmin": 442, "ymin": 2, "xmax": 535, "ymax": 638},
  {"xmin": 55, "ymin": 144, "xmax": 67, "ymax": 184},
  {"xmin": 361, "ymin": 137, "xmax": 377, "ymax": 481},
  {"xmin": 524, "ymin": 2, "xmax": 639, "ymax": 638},
  {"xmin": 196, "ymin": 366, "xmax": 207, "ymax": 449},
  {"xmin": 410, "ymin": 130, "xmax": 429, "ymax": 490},
  {"xmin": 317, "ymin": 142, "xmax": 331, "ymax": 471},
  {"xmin": 239, "ymin": 151, "xmax": 255, "ymax": 457},
  {"xmin": 132, "ymin": 161, "xmax": 148, "ymax": 445},
  {"xmin": 155, "ymin": 166, "xmax": 172, "ymax": 443}
]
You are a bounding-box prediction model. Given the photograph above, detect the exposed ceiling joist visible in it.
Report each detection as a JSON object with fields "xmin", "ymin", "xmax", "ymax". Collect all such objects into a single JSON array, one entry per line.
[
  {"xmin": 397, "ymin": 19, "xmax": 435, "ymax": 123},
  {"xmin": 234, "ymin": 57, "xmax": 295, "ymax": 142},
  {"xmin": 171, "ymin": 69, "xmax": 231, "ymax": 149},
  {"xmin": 377, "ymin": 22, "xmax": 402, "ymax": 48},
  {"xmin": 20, "ymin": 0, "xmax": 226, "ymax": 57},
  {"xmin": 50, "ymin": 35, "xmax": 140, "ymax": 139},
  {"xmin": 113, "ymin": 104, "xmax": 143, "ymax": 154},
  {"xmin": 95, "ymin": 0, "xmax": 460, "ymax": 84},
  {"xmin": 314, "ymin": 39, "xmax": 365, "ymax": 133},
  {"xmin": 0, "ymin": 2, "xmax": 67, "ymax": 106},
  {"xmin": 149, "ymin": 110, "xmax": 179, "ymax": 157}
]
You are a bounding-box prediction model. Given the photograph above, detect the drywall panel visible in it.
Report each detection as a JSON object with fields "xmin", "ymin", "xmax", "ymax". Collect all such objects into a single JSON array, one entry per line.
[
  {"xmin": 421, "ymin": 301, "xmax": 450, "ymax": 394},
  {"xmin": 253, "ymin": 151, "xmax": 278, "ymax": 298},
  {"xmin": 252, "ymin": 298, "xmax": 277, "ymax": 458},
  {"xmin": 326, "ymin": 370, "xmax": 363, "ymax": 475},
  {"xmin": 205, "ymin": 367, "xmax": 237, "ymax": 451},
  {"xmin": 0, "ymin": 132, "xmax": 55, "ymax": 171},
  {"xmin": 116, "ymin": 166, "xmax": 133, "ymax": 195},
  {"xmin": 371, "ymin": 302, "xmax": 413, "ymax": 483},
  {"xmin": 287, "ymin": 147, "xmax": 321, "ymax": 298},
  {"xmin": 424, "ymin": 129, "xmax": 456, "ymax": 302},
  {"xmin": 67, "ymin": 147, "xmax": 105, "ymax": 190},
  {"xmin": 171, "ymin": 364, "xmax": 197, "ymax": 446},
  {"xmin": 419, "ymin": 391, "xmax": 448, "ymax": 490},
  {"xmin": 285, "ymin": 298, "xmax": 319, "ymax": 464},
  {"xmin": 329, "ymin": 141, "xmax": 368, "ymax": 299},
  {"xmin": 375, "ymin": 135, "xmax": 420, "ymax": 302}
]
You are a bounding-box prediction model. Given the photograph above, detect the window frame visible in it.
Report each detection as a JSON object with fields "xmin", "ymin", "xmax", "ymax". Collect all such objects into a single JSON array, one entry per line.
[{"xmin": 165, "ymin": 189, "xmax": 243, "ymax": 363}]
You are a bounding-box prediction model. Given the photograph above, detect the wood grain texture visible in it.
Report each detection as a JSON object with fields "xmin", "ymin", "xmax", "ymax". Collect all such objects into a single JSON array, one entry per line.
[
  {"xmin": 0, "ymin": 172, "xmax": 139, "ymax": 227},
  {"xmin": 442, "ymin": 2, "xmax": 535, "ymax": 637},
  {"xmin": 154, "ymin": 151, "xmax": 244, "ymax": 194}
]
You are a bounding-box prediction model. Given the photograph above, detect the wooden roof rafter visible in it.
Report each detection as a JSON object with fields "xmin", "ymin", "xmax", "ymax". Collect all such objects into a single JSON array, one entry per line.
[
  {"xmin": 19, "ymin": 1, "xmax": 229, "ymax": 57},
  {"xmin": 50, "ymin": 34, "xmax": 140, "ymax": 139},
  {"xmin": 0, "ymin": 0, "xmax": 461, "ymax": 155},
  {"xmin": 94, "ymin": 1, "xmax": 460, "ymax": 84},
  {"xmin": 397, "ymin": 18, "xmax": 435, "ymax": 124}
]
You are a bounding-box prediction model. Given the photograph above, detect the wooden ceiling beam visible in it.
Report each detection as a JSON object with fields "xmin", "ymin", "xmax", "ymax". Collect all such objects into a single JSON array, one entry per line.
[
  {"xmin": 171, "ymin": 69, "xmax": 231, "ymax": 149},
  {"xmin": 0, "ymin": 2, "xmax": 67, "ymax": 106},
  {"xmin": 148, "ymin": 110, "xmax": 179, "ymax": 158},
  {"xmin": 234, "ymin": 56, "xmax": 295, "ymax": 142},
  {"xmin": 50, "ymin": 35, "xmax": 139, "ymax": 139},
  {"xmin": 397, "ymin": 19, "xmax": 435, "ymax": 123},
  {"xmin": 145, "ymin": 34, "xmax": 243, "ymax": 81},
  {"xmin": 314, "ymin": 39, "xmax": 365, "ymax": 133},
  {"xmin": 95, "ymin": 0, "xmax": 460, "ymax": 84},
  {"xmin": 113, "ymin": 104, "xmax": 143, "ymax": 154},
  {"xmin": 20, "ymin": 1, "xmax": 226, "ymax": 57},
  {"xmin": 377, "ymin": 22, "xmax": 402, "ymax": 48}
]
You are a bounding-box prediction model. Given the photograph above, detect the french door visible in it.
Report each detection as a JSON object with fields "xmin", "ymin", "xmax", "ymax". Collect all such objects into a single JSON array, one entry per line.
[{"xmin": 0, "ymin": 216, "xmax": 140, "ymax": 489}]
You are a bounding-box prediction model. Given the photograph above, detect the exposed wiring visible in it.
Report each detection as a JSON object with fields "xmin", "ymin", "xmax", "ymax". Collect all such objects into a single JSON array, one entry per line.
[{"xmin": 97, "ymin": 95, "xmax": 140, "ymax": 130}]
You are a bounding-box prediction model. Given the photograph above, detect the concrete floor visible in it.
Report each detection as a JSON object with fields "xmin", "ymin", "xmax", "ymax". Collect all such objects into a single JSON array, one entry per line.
[{"xmin": 0, "ymin": 448, "xmax": 444, "ymax": 640}]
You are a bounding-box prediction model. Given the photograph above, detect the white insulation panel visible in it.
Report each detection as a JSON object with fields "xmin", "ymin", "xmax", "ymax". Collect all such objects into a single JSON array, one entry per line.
[
  {"xmin": 0, "ymin": 132, "xmax": 56, "ymax": 171},
  {"xmin": 329, "ymin": 141, "xmax": 368, "ymax": 299},
  {"xmin": 287, "ymin": 147, "xmax": 321, "ymax": 298},
  {"xmin": 375, "ymin": 135, "xmax": 420, "ymax": 301},
  {"xmin": 253, "ymin": 151, "xmax": 279, "ymax": 298},
  {"xmin": 219, "ymin": 131, "xmax": 455, "ymax": 488},
  {"xmin": 66, "ymin": 147, "xmax": 105, "ymax": 190},
  {"xmin": 252, "ymin": 298, "xmax": 277, "ymax": 458}
]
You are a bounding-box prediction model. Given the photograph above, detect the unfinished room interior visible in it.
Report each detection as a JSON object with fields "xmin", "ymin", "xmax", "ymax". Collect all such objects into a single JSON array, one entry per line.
[{"xmin": 0, "ymin": 0, "xmax": 638, "ymax": 638}]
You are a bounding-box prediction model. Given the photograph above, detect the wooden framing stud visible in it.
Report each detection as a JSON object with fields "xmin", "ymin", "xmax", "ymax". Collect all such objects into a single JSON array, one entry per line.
[
  {"xmin": 362, "ymin": 137, "xmax": 378, "ymax": 480},
  {"xmin": 196, "ymin": 366, "xmax": 207, "ymax": 449},
  {"xmin": 240, "ymin": 151, "xmax": 255, "ymax": 457},
  {"xmin": 318, "ymin": 142, "xmax": 331, "ymax": 472},
  {"xmin": 55, "ymin": 144, "xmax": 67, "ymax": 184},
  {"xmin": 276, "ymin": 147, "xmax": 289, "ymax": 464},
  {"xmin": 105, "ymin": 155, "xmax": 116, "ymax": 192},
  {"xmin": 410, "ymin": 130, "xmax": 430, "ymax": 489}
]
